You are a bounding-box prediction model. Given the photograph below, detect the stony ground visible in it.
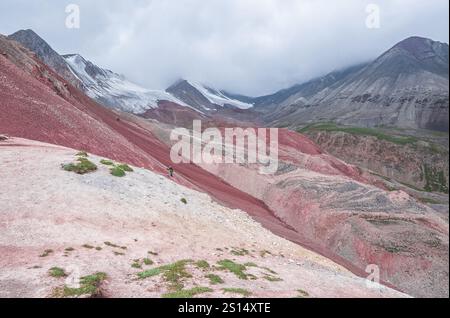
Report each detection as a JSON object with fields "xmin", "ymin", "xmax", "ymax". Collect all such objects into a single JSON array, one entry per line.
[{"xmin": 0, "ymin": 138, "xmax": 407, "ymax": 298}]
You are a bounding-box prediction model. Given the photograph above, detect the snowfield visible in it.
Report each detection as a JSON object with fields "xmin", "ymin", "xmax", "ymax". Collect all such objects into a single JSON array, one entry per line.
[
  {"xmin": 64, "ymin": 54, "xmax": 188, "ymax": 113},
  {"xmin": 188, "ymin": 81, "xmax": 254, "ymax": 109},
  {"xmin": 0, "ymin": 138, "xmax": 407, "ymax": 298}
]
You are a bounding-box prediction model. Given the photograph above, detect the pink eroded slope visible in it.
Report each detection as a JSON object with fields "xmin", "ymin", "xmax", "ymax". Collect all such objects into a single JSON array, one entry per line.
[{"xmin": 0, "ymin": 39, "xmax": 309, "ymax": 258}]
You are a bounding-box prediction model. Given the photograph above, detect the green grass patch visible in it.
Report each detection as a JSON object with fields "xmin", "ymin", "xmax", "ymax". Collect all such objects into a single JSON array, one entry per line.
[
  {"xmin": 162, "ymin": 287, "xmax": 212, "ymax": 298},
  {"xmin": 100, "ymin": 159, "xmax": 114, "ymax": 166},
  {"xmin": 110, "ymin": 166, "xmax": 126, "ymax": 177},
  {"xmin": 180, "ymin": 198, "xmax": 187, "ymax": 204},
  {"xmin": 60, "ymin": 272, "xmax": 107, "ymax": 297},
  {"xmin": 49, "ymin": 267, "xmax": 66, "ymax": 278},
  {"xmin": 137, "ymin": 267, "xmax": 164, "ymax": 279},
  {"xmin": 116, "ymin": 164, "xmax": 133, "ymax": 172},
  {"xmin": 217, "ymin": 260, "xmax": 248, "ymax": 280},
  {"xmin": 65, "ymin": 247, "xmax": 75, "ymax": 252},
  {"xmin": 104, "ymin": 242, "xmax": 127, "ymax": 249},
  {"xmin": 82, "ymin": 244, "xmax": 95, "ymax": 249},
  {"xmin": 299, "ymin": 123, "xmax": 419, "ymax": 146},
  {"xmin": 423, "ymin": 164, "xmax": 448, "ymax": 193},
  {"xmin": 195, "ymin": 260, "xmax": 210, "ymax": 270},
  {"xmin": 138, "ymin": 260, "xmax": 193, "ymax": 290},
  {"xmin": 63, "ymin": 158, "xmax": 97, "ymax": 175},
  {"xmin": 143, "ymin": 258, "xmax": 154, "ymax": 266},
  {"xmin": 206, "ymin": 274, "xmax": 224, "ymax": 285},
  {"xmin": 222, "ymin": 288, "xmax": 252, "ymax": 297}
]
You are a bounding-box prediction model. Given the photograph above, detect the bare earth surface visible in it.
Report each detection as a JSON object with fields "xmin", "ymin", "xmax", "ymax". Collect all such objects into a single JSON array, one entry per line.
[{"xmin": 0, "ymin": 138, "xmax": 407, "ymax": 298}]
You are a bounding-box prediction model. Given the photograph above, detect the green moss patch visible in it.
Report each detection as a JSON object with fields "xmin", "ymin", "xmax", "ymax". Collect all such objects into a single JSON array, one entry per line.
[
  {"xmin": 138, "ymin": 260, "xmax": 193, "ymax": 290},
  {"xmin": 63, "ymin": 158, "xmax": 97, "ymax": 175},
  {"xmin": 195, "ymin": 260, "xmax": 210, "ymax": 270},
  {"xmin": 298, "ymin": 123, "xmax": 419, "ymax": 146},
  {"xmin": 217, "ymin": 260, "xmax": 248, "ymax": 280},
  {"xmin": 222, "ymin": 288, "xmax": 252, "ymax": 297},
  {"xmin": 423, "ymin": 164, "xmax": 448, "ymax": 193},
  {"xmin": 162, "ymin": 287, "xmax": 212, "ymax": 298},
  {"xmin": 59, "ymin": 272, "xmax": 107, "ymax": 298},
  {"xmin": 49, "ymin": 267, "xmax": 66, "ymax": 278},
  {"xmin": 206, "ymin": 274, "xmax": 224, "ymax": 285},
  {"xmin": 110, "ymin": 166, "xmax": 126, "ymax": 177},
  {"xmin": 100, "ymin": 159, "xmax": 114, "ymax": 166},
  {"xmin": 116, "ymin": 164, "xmax": 133, "ymax": 172}
]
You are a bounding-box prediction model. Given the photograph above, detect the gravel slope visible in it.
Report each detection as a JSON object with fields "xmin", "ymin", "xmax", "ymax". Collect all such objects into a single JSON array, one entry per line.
[{"xmin": 0, "ymin": 138, "xmax": 407, "ymax": 298}]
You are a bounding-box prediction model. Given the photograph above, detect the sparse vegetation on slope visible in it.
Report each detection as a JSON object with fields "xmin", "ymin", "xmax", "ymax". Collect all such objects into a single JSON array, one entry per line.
[
  {"xmin": 206, "ymin": 274, "xmax": 224, "ymax": 285},
  {"xmin": 163, "ymin": 287, "xmax": 212, "ymax": 298},
  {"xmin": 100, "ymin": 159, "xmax": 114, "ymax": 166},
  {"xmin": 423, "ymin": 164, "xmax": 449, "ymax": 193},
  {"xmin": 222, "ymin": 288, "xmax": 252, "ymax": 297},
  {"xmin": 49, "ymin": 267, "xmax": 66, "ymax": 278},
  {"xmin": 56, "ymin": 272, "xmax": 107, "ymax": 298},
  {"xmin": 217, "ymin": 260, "xmax": 249, "ymax": 280},
  {"xmin": 138, "ymin": 260, "xmax": 193, "ymax": 290},
  {"xmin": 117, "ymin": 164, "xmax": 133, "ymax": 172},
  {"xmin": 110, "ymin": 166, "xmax": 126, "ymax": 177},
  {"xmin": 63, "ymin": 157, "xmax": 97, "ymax": 175},
  {"xmin": 298, "ymin": 123, "xmax": 419, "ymax": 146}
]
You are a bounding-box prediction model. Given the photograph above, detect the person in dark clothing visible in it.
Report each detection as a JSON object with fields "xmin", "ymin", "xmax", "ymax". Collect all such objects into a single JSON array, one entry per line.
[{"xmin": 167, "ymin": 166, "xmax": 174, "ymax": 177}]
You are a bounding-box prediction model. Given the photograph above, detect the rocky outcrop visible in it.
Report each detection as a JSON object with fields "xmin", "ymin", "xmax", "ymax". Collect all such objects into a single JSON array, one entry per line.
[
  {"xmin": 261, "ymin": 37, "xmax": 449, "ymax": 132},
  {"xmin": 8, "ymin": 29, "xmax": 82, "ymax": 89},
  {"xmin": 304, "ymin": 130, "xmax": 449, "ymax": 194}
]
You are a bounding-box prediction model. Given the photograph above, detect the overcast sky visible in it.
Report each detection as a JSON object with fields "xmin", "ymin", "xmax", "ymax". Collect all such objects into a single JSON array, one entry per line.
[{"xmin": 0, "ymin": 0, "xmax": 448, "ymax": 95}]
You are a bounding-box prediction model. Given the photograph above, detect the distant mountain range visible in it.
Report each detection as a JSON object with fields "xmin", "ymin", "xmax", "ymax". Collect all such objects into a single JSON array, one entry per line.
[
  {"xmin": 7, "ymin": 29, "xmax": 449, "ymax": 132},
  {"xmin": 254, "ymin": 36, "xmax": 449, "ymax": 132},
  {"xmin": 1, "ymin": 29, "xmax": 449, "ymax": 298}
]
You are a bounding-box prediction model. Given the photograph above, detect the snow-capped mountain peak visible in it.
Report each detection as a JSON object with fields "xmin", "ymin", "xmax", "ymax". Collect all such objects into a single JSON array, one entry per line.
[
  {"xmin": 166, "ymin": 79, "xmax": 254, "ymax": 112},
  {"xmin": 63, "ymin": 54, "xmax": 188, "ymax": 114},
  {"xmin": 187, "ymin": 81, "xmax": 254, "ymax": 110}
]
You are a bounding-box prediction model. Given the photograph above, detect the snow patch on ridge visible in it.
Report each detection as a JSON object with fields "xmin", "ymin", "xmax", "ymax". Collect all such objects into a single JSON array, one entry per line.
[
  {"xmin": 64, "ymin": 54, "xmax": 189, "ymax": 114},
  {"xmin": 188, "ymin": 81, "xmax": 254, "ymax": 109}
]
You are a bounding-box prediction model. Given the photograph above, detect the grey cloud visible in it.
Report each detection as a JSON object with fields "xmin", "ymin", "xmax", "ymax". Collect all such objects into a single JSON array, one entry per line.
[{"xmin": 0, "ymin": 0, "xmax": 448, "ymax": 95}]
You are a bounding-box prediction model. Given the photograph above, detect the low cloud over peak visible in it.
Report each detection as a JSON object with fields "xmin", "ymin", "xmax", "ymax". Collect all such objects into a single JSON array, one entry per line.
[{"xmin": 0, "ymin": 0, "xmax": 448, "ymax": 95}]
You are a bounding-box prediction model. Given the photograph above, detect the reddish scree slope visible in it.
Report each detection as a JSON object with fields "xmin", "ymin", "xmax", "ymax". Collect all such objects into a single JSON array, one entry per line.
[
  {"xmin": 0, "ymin": 38, "xmax": 318, "ymax": 260},
  {"xmin": 0, "ymin": 37, "xmax": 392, "ymax": 287}
]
